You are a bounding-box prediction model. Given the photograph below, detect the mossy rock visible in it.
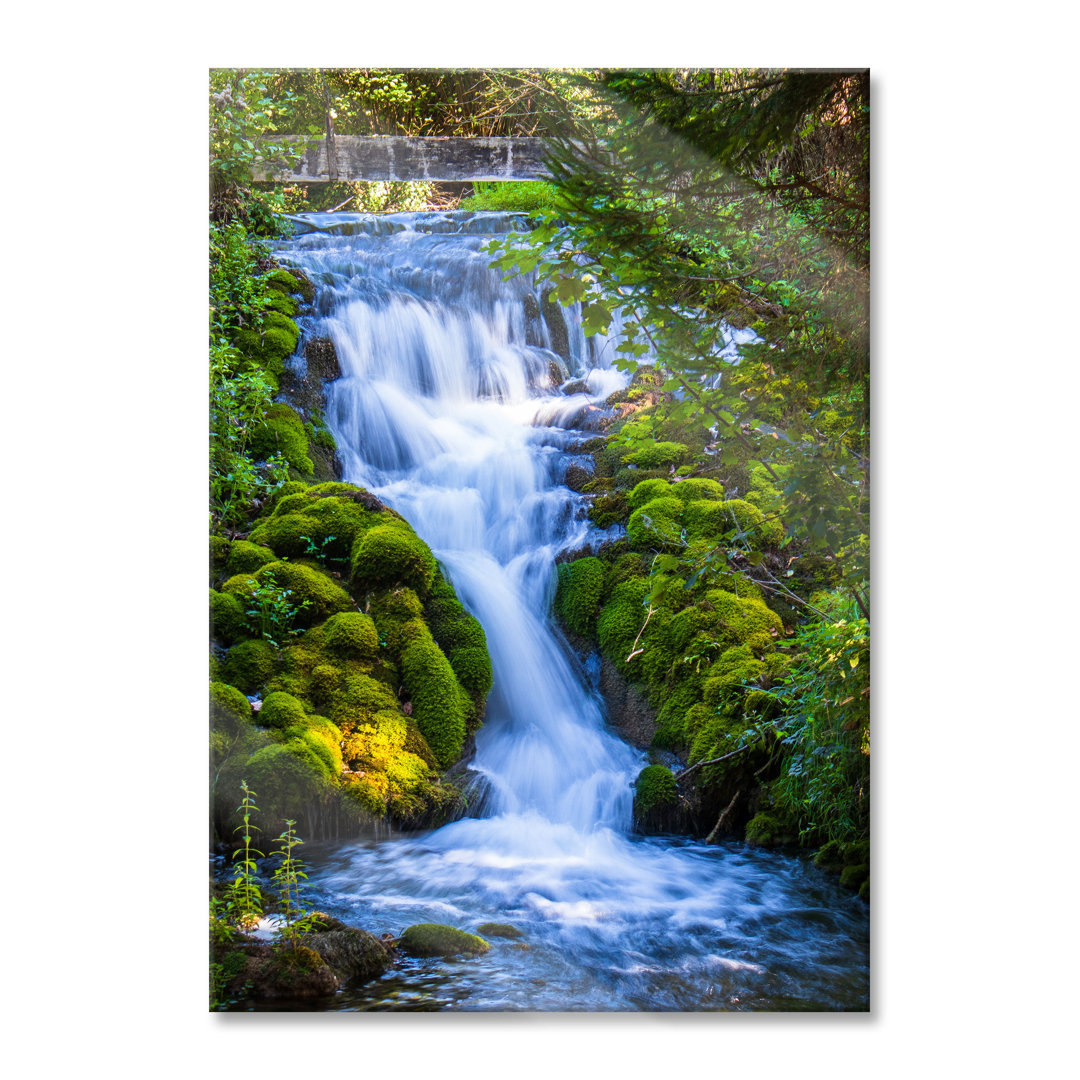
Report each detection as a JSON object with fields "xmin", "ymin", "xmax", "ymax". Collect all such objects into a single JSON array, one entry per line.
[
  {"xmin": 744, "ymin": 812, "xmax": 798, "ymax": 848},
  {"xmin": 448, "ymin": 646, "xmax": 493, "ymax": 696},
  {"xmin": 839, "ymin": 863, "xmax": 870, "ymax": 891},
  {"xmin": 324, "ymin": 611, "xmax": 379, "ymax": 660},
  {"xmin": 622, "ymin": 441, "xmax": 689, "ymax": 469},
  {"xmin": 627, "ymin": 477, "xmax": 673, "ymax": 511},
  {"xmin": 553, "ymin": 556, "xmax": 606, "ymax": 638},
  {"xmin": 475, "ymin": 923, "xmax": 523, "ymax": 940},
  {"xmin": 684, "ymin": 498, "xmax": 784, "ymax": 548},
  {"xmin": 232, "ymin": 312, "xmax": 300, "ymax": 376},
  {"xmin": 210, "ymin": 681, "xmax": 251, "ymax": 734},
  {"xmin": 265, "ymin": 290, "xmax": 299, "ymax": 317},
  {"xmin": 588, "ymin": 492, "xmax": 630, "ymax": 529},
  {"xmin": 210, "ymin": 535, "xmax": 231, "ymax": 580},
  {"xmin": 596, "ymin": 577, "xmax": 650, "ymax": 676},
  {"xmin": 266, "ymin": 267, "xmax": 315, "ymax": 304},
  {"xmin": 210, "ymin": 589, "xmax": 246, "ymax": 645},
  {"xmin": 224, "ymin": 540, "xmax": 277, "ymax": 578},
  {"xmin": 221, "ymin": 639, "xmax": 277, "ymax": 694},
  {"xmin": 250, "ymin": 404, "xmax": 314, "ymax": 476},
  {"xmin": 247, "ymin": 513, "xmax": 325, "ymax": 559},
  {"xmin": 255, "ymin": 561, "xmax": 354, "ymax": 626},
  {"xmin": 260, "ymin": 690, "xmax": 309, "ymax": 731},
  {"xmin": 249, "ymin": 943, "xmax": 338, "ymax": 999},
  {"xmin": 304, "ymin": 928, "xmax": 391, "ymax": 982},
  {"xmin": 351, "ymin": 525, "xmax": 437, "ymax": 598},
  {"xmin": 400, "ymin": 623, "xmax": 469, "ymax": 768},
  {"xmin": 633, "ymin": 764, "xmax": 677, "ymax": 818},
  {"xmin": 245, "ymin": 742, "xmax": 330, "ymax": 806},
  {"xmin": 813, "ymin": 839, "xmax": 846, "ymax": 873},
  {"xmin": 670, "ymin": 477, "xmax": 725, "ymax": 503},
  {"xmin": 627, "ymin": 496, "xmax": 685, "ymax": 547},
  {"xmin": 398, "ymin": 923, "xmax": 490, "ymax": 957}
]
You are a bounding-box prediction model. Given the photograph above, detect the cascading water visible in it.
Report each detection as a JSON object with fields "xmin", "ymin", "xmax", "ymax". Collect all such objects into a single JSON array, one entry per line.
[{"xmin": 270, "ymin": 210, "xmax": 869, "ymax": 1011}]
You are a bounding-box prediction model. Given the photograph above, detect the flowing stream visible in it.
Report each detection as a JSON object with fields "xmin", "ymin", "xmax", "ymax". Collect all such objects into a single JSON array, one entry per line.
[{"xmin": 270, "ymin": 210, "xmax": 869, "ymax": 1011}]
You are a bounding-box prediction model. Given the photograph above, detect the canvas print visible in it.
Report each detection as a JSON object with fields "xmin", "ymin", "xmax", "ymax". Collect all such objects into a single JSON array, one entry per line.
[{"xmin": 209, "ymin": 68, "xmax": 870, "ymax": 1012}]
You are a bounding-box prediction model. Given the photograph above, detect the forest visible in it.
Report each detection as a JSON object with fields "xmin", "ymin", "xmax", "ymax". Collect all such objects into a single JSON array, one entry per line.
[{"xmin": 208, "ymin": 67, "xmax": 871, "ymax": 1012}]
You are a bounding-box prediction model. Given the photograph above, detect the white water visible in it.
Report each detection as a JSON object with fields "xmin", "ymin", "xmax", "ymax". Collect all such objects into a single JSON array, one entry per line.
[{"xmin": 272, "ymin": 211, "xmax": 868, "ymax": 1011}]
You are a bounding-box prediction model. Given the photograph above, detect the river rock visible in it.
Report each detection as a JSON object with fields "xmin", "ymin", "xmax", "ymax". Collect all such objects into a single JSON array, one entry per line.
[
  {"xmin": 399, "ymin": 923, "xmax": 490, "ymax": 957},
  {"xmin": 305, "ymin": 928, "xmax": 393, "ymax": 981},
  {"xmin": 599, "ymin": 655, "xmax": 657, "ymax": 748}
]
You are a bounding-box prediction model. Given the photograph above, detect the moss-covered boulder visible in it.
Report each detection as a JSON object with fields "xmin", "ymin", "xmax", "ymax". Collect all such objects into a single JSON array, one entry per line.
[
  {"xmin": 250, "ymin": 404, "xmax": 313, "ymax": 476},
  {"xmin": 210, "ymin": 589, "xmax": 246, "ymax": 645},
  {"xmin": 399, "ymin": 923, "xmax": 490, "ymax": 957},
  {"xmin": 254, "ymin": 561, "xmax": 353, "ymax": 626},
  {"xmin": 399, "ymin": 623, "xmax": 469, "ymax": 768},
  {"xmin": 744, "ymin": 812, "xmax": 798, "ymax": 848},
  {"xmin": 221, "ymin": 639, "xmax": 277, "ymax": 694},
  {"xmin": 224, "ymin": 540, "xmax": 277, "ymax": 578},
  {"xmin": 351, "ymin": 525, "xmax": 437, "ymax": 598},
  {"xmin": 210, "ymin": 681, "xmax": 251, "ymax": 734},
  {"xmin": 324, "ymin": 611, "xmax": 379, "ymax": 660},
  {"xmin": 260, "ymin": 691, "xmax": 309, "ymax": 731},
  {"xmin": 304, "ymin": 928, "xmax": 392, "ymax": 982},
  {"xmin": 233, "ymin": 312, "xmax": 300, "ymax": 376}
]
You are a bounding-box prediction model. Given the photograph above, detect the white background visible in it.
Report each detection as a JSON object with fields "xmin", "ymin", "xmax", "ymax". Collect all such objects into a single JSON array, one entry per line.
[{"xmin": 6, "ymin": 4, "xmax": 1075, "ymax": 1077}]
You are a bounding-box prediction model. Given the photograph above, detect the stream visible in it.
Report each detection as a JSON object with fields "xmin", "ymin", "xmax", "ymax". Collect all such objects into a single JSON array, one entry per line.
[{"xmin": 264, "ymin": 210, "xmax": 869, "ymax": 1011}]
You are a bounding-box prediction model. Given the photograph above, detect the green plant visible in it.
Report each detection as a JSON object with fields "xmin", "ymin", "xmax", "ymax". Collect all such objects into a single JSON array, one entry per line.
[
  {"xmin": 271, "ymin": 820, "xmax": 321, "ymax": 950},
  {"xmin": 244, "ymin": 569, "xmax": 311, "ymax": 647},
  {"xmin": 227, "ymin": 781, "xmax": 264, "ymax": 930},
  {"xmin": 769, "ymin": 594, "xmax": 869, "ymax": 844}
]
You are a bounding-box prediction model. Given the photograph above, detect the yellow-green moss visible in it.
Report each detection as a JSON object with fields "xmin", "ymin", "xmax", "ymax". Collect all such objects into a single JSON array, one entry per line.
[
  {"xmin": 622, "ymin": 441, "xmax": 689, "ymax": 469},
  {"xmin": 210, "ymin": 681, "xmax": 251, "ymax": 734},
  {"xmin": 596, "ymin": 577, "xmax": 650, "ymax": 676},
  {"xmin": 232, "ymin": 312, "xmax": 300, "ymax": 376},
  {"xmin": 475, "ymin": 923, "xmax": 523, "ymax": 939},
  {"xmin": 744, "ymin": 811, "xmax": 798, "ymax": 848},
  {"xmin": 260, "ymin": 690, "xmax": 309, "ymax": 730}
]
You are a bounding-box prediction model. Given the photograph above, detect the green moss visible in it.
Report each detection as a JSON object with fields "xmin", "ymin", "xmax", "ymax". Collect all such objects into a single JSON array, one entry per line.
[
  {"xmin": 247, "ymin": 513, "xmax": 325, "ymax": 559},
  {"xmin": 702, "ymin": 591, "xmax": 784, "ymax": 653},
  {"xmin": 858, "ymin": 877, "xmax": 870, "ymax": 901},
  {"xmin": 224, "ymin": 540, "xmax": 277, "ymax": 578},
  {"xmin": 633, "ymin": 764, "xmax": 678, "ymax": 817},
  {"xmin": 260, "ymin": 691, "xmax": 309, "ymax": 730},
  {"xmin": 449, "ymin": 647, "xmax": 493, "ymax": 696},
  {"xmin": 553, "ymin": 556, "xmax": 606, "ymax": 638},
  {"xmin": 670, "ymin": 477, "xmax": 725, "ymax": 502},
  {"xmin": 324, "ymin": 612, "xmax": 379, "ymax": 660},
  {"xmin": 265, "ymin": 290, "xmax": 299, "ymax": 317},
  {"xmin": 282, "ymin": 727, "xmax": 342, "ymax": 778},
  {"xmin": 702, "ymin": 645, "xmax": 765, "ymax": 706},
  {"xmin": 400, "ymin": 623, "xmax": 469, "ymax": 768},
  {"xmin": 266, "ymin": 267, "xmax": 314, "ymax": 303},
  {"xmin": 250, "ymin": 404, "xmax": 314, "ymax": 475},
  {"xmin": 245, "ymin": 742, "xmax": 329, "ymax": 805},
  {"xmin": 232, "ymin": 312, "xmax": 300, "ymax": 375},
  {"xmin": 840, "ymin": 863, "xmax": 870, "ymax": 890},
  {"xmin": 369, "ymin": 586, "xmax": 426, "ymax": 655},
  {"xmin": 210, "ymin": 681, "xmax": 251, "ymax": 734},
  {"xmin": 254, "ymin": 561, "xmax": 353, "ymax": 626},
  {"xmin": 398, "ymin": 923, "xmax": 490, "ymax": 957},
  {"xmin": 221, "ymin": 639, "xmax": 277, "ymax": 694},
  {"xmin": 622, "ymin": 441, "xmax": 689, "ymax": 469},
  {"xmin": 210, "ymin": 589, "xmax": 246, "ymax": 645},
  {"xmin": 626, "ymin": 496, "xmax": 685, "ymax": 547},
  {"xmin": 210, "ymin": 535, "xmax": 231, "ymax": 580},
  {"xmin": 588, "ymin": 493, "xmax": 630, "ymax": 528},
  {"xmin": 684, "ymin": 498, "xmax": 784, "ymax": 548},
  {"xmin": 475, "ymin": 923, "xmax": 523, "ymax": 939},
  {"xmin": 597, "ymin": 577, "xmax": 650, "ymax": 676},
  {"xmin": 628, "ymin": 480, "xmax": 673, "ymax": 512},
  {"xmin": 351, "ymin": 525, "xmax": 437, "ymax": 598},
  {"xmin": 744, "ymin": 812, "xmax": 798, "ymax": 847},
  {"xmin": 813, "ymin": 839, "xmax": 846, "ymax": 873},
  {"xmin": 309, "ymin": 664, "xmax": 341, "ymax": 707}
]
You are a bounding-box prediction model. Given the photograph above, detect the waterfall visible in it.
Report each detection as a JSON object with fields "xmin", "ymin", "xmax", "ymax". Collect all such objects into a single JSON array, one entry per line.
[{"xmin": 271, "ymin": 211, "xmax": 869, "ymax": 1012}]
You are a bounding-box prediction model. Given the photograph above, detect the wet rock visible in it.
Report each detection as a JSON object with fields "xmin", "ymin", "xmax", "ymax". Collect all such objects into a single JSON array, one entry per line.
[
  {"xmin": 305, "ymin": 928, "xmax": 393, "ymax": 982},
  {"xmin": 599, "ymin": 656, "xmax": 657, "ymax": 748},
  {"xmin": 476, "ymin": 922, "xmax": 523, "ymax": 939},
  {"xmin": 541, "ymin": 288, "xmax": 570, "ymax": 361},
  {"xmin": 241, "ymin": 943, "xmax": 339, "ymax": 999},
  {"xmin": 564, "ymin": 463, "xmax": 591, "ymax": 493}
]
